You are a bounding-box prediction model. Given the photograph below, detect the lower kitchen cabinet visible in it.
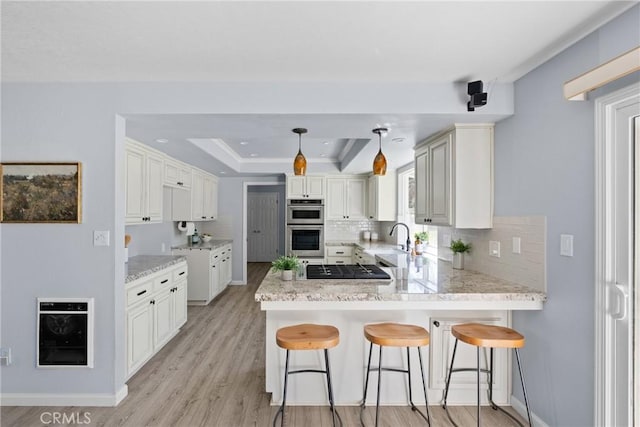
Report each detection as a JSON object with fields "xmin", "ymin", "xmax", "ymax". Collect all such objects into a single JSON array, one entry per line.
[
  {"xmin": 126, "ymin": 261, "xmax": 188, "ymax": 379},
  {"xmin": 429, "ymin": 311, "xmax": 509, "ymax": 404},
  {"xmin": 173, "ymin": 243, "xmax": 233, "ymax": 305}
]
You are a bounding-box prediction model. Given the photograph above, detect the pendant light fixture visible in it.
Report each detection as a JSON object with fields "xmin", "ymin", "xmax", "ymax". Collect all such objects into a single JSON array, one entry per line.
[
  {"xmin": 372, "ymin": 127, "xmax": 388, "ymax": 176},
  {"xmin": 292, "ymin": 128, "xmax": 308, "ymax": 176}
]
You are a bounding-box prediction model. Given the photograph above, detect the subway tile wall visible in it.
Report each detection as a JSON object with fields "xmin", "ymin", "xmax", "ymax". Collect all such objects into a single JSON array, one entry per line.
[
  {"xmin": 438, "ymin": 216, "xmax": 546, "ymax": 292},
  {"xmin": 324, "ymin": 220, "xmax": 384, "ymax": 242}
]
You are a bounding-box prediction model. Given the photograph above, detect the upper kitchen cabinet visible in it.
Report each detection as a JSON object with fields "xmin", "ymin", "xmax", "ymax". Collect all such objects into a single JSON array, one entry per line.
[
  {"xmin": 414, "ymin": 124, "xmax": 494, "ymax": 228},
  {"xmin": 172, "ymin": 168, "xmax": 218, "ymax": 221},
  {"xmin": 367, "ymin": 174, "xmax": 397, "ymax": 221},
  {"xmin": 286, "ymin": 175, "xmax": 325, "ymax": 199},
  {"xmin": 326, "ymin": 177, "xmax": 367, "ymax": 220},
  {"xmin": 163, "ymin": 157, "xmax": 192, "ymax": 189},
  {"xmin": 125, "ymin": 139, "xmax": 164, "ymax": 224}
]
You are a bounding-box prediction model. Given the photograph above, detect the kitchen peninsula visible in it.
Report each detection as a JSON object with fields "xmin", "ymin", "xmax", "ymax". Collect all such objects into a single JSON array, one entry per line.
[{"xmin": 255, "ymin": 255, "xmax": 546, "ymax": 407}]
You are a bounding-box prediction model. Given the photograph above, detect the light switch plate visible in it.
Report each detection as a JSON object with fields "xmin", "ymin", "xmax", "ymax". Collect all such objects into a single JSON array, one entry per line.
[
  {"xmin": 560, "ymin": 234, "xmax": 574, "ymax": 257},
  {"xmin": 512, "ymin": 237, "xmax": 521, "ymax": 254},
  {"xmin": 93, "ymin": 230, "xmax": 110, "ymax": 247},
  {"xmin": 489, "ymin": 240, "xmax": 501, "ymax": 258}
]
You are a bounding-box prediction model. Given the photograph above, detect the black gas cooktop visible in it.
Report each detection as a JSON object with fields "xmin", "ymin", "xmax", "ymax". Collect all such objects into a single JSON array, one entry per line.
[{"xmin": 306, "ymin": 264, "xmax": 391, "ymax": 280}]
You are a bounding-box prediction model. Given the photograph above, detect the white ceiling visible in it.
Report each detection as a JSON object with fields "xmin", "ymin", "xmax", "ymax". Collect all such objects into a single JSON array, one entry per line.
[{"xmin": 2, "ymin": 1, "xmax": 635, "ymax": 176}]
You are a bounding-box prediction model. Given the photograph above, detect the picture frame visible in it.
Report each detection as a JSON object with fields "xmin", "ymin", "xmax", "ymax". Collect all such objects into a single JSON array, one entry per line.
[{"xmin": 1, "ymin": 162, "xmax": 82, "ymax": 223}]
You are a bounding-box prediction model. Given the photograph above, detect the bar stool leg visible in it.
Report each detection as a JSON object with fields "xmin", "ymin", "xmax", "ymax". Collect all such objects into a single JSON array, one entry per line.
[
  {"xmin": 273, "ymin": 350, "xmax": 290, "ymax": 427},
  {"xmin": 514, "ymin": 349, "xmax": 533, "ymax": 427},
  {"xmin": 406, "ymin": 347, "xmax": 414, "ymax": 405},
  {"xmin": 489, "ymin": 348, "xmax": 497, "ymax": 410},
  {"xmin": 360, "ymin": 342, "xmax": 374, "ymax": 426},
  {"xmin": 375, "ymin": 346, "xmax": 383, "ymax": 427},
  {"xmin": 417, "ymin": 347, "xmax": 432, "ymax": 425},
  {"xmin": 476, "ymin": 346, "xmax": 481, "ymax": 427},
  {"xmin": 442, "ymin": 338, "xmax": 459, "ymax": 410},
  {"xmin": 324, "ymin": 349, "xmax": 341, "ymax": 427}
]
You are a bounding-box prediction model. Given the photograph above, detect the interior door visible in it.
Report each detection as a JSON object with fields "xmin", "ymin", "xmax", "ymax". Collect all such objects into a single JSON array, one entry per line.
[{"xmin": 247, "ymin": 192, "xmax": 279, "ymax": 262}]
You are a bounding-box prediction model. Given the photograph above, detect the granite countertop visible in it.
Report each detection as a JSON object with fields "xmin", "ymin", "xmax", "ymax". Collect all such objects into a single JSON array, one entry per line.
[
  {"xmin": 172, "ymin": 239, "xmax": 233, "ymax": 251},
  {"xmin": 325, "ymin": 240, "xmax": 405, "ymax": 253},
  {"xmin": 126, "ymin": 255, "xmax": 187, "ymax": 283},
  {"xmin": 255, "ymin": 255, "xmax": 547, "ymax": 303}
]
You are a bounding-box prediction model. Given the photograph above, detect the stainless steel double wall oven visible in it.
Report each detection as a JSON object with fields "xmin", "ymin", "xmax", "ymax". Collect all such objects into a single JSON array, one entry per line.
[{"xmin": 286, "ymin": 199, "xmax": 324, "ymax": 257}]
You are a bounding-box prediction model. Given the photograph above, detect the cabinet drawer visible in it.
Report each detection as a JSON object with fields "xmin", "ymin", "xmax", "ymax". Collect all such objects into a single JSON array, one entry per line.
[
  {"xmin": 127, "ymin": 281, "xmax": 153, "ymax": 306},
  {"xmin": 326, "ymin": 256, "xmax": 352, "ymax": 265},
  {"xmin": 153, "ymin": 272, "xmax": 172, "ymax": 291},
  {"xmin": 326, "ymin": 246, "xmax": 354, "ymax": 257},
  {"xmin": 172, "ymin": 263, "xmax": 188, "ymax": 281}
]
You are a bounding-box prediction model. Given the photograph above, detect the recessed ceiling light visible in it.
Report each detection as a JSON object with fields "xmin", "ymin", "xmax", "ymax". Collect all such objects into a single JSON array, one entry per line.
[
  {"xmin": 323, "ymin": 141, "xmax": 329, "ymax": 145},
  {"xmin": 392, "ymin": 137, "xmax": 406, "ymax": 143},
  {"xmin": 320, "ymin": 154, "xmax": 326, "ymax": 157},
  {"xmin": 155, "ymin": 138, "xmax": 169, "ymax": 143},
  {"xmin": 250, "ymin": 153, "xmax": 258, "ymax": 157},
  {"xmin": 240, "ymin": 141, "xmax": 249, "ymax": 145},
  {"xmin": 220, "ymin": 171, "xmax": 226, "ymax": 174}
]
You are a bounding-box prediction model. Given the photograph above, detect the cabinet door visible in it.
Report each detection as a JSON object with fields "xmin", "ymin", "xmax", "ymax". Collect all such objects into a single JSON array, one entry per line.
[
  {"xmin": 346, "ymin": 178, "xmax": 367, "ymax": 220},
  {"xmin": 414, "ymin": 151, "xmax": 429, "ymax": 224},
  {"xmin": 178, "ymin": 163, "xmax": 192, "ymax": 188},
  {"xmin": 164, "ymin": 158, "xmax": 180, "ymax": 187},
  {"xmin": 367, "ymin": 175, "xmax": 377, "ymax": 219},
  {"xmin": 306, "ymin": 176, "xmax": 325, "ymax": 198},
  {"xmin": 127, "ymin": 300, "xmax": 154, "ymax": 375},
  {"xmin": 125, "ymin": 146, "xmax": 146, "ymax": 224},
  {"xmin": 191, "ymin": 171, "xmax": 205, "ymax": 221},
  {"xmin": 153, "ymin": 289, "xmax": 173, "ymax": 349},
  {"xmin": 286, "ymin": 176, "xmax": 306, "ymax": 198},
  {"xmin": 326, "ymin": 179, "xmax": 346, "ymax": 219},
  {"xmin": 428, "ymin": 135, "xmax": 452, "ymax": 226},
  {"xmin": 429, "ymin": 316, "xmax": 507, "ymax": 402},
  {"xmin": 210, "ymin": 258, "xmax": 221, "ymax": 298},
  {"xmin": 173, "ymin": 280, "xmax": 188, "ymax": 329},
  {"xmin": 203, "ymin": 175, "xmax": 218, "ymax": 220},
  {"xmin": 146, "ymin": 153, "xmax": 164, "ymax": 222}
]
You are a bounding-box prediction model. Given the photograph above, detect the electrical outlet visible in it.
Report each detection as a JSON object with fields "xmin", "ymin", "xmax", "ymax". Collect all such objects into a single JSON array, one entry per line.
[
  {"xmin": 0, "ymin": 348, "xmax": 12, "ymax": 366},
  {"xmin": 560, "ymin": 234, "xmax": 574, "ymax": 257},
  {"xmin": 161, "ymin": 243, "xmax": 166, "ymax": 253},
  {"xmin": 489, "ymin": 240, "xmax": 501, "ymax": 257},
  {"xmin": 93, "ymin": 230, "xmax": 110, "ymax": 247}
]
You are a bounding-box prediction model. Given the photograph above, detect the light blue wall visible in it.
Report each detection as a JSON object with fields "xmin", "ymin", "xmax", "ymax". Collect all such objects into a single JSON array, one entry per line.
[{"xmin": 494, "ymin": 5, "xmax": 640, "ymax": 426}]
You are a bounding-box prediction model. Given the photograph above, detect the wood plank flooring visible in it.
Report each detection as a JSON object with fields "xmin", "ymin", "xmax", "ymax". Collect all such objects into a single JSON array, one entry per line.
[{"xmin": 1, "ymin": 263, "xmax": 528, "ymax": 426}]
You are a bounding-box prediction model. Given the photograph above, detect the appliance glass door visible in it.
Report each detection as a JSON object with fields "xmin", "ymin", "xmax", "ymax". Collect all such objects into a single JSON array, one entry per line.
[
  {"xmin": 287, "ymin": 206, "xmax": 324, "ymax": 224},
  {"xmin": 288, "ymin": 226, "xmax": 324, "ymax": 257},
  {"xmin": 39, "ymin": 313, "xmax": 88, "ymax": 366}
]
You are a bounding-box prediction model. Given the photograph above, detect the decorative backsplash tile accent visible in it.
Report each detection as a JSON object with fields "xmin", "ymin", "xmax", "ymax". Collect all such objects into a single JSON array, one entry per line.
[{"xmin": 438, "ymin": 216, "xmax": 546, "ymax": 292}]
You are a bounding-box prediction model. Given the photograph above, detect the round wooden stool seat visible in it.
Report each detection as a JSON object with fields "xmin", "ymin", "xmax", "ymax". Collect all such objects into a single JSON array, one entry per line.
[
  {"xmin": 452, "ymin": 323, "xmax": 525, "ymax": 349},
  {"xmin": 364, "ymin": 322, "xmax": 430, "ymax": 347},
  {"xmin": 276, "ymin": 323, "xmax": 340, "ymax": 350}
]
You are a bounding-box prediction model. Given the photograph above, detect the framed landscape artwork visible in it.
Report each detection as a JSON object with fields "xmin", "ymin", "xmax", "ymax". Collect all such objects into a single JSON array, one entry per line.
[{"xmin": 1, "ymin": 162, "xmax": 82, "ymax": 223}]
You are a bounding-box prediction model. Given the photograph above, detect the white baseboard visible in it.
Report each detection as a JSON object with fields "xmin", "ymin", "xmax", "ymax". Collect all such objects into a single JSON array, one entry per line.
[
  {"xmin": 230, "ymin": 280, "xmax": 246, "ymax": 285},
  {"xmin": 1, "ymin": 385, "xmax": 128, "ymax": 407},
  {"xmin": 511, "ymin": 395, "xmax": 548, "ymax": 427}
]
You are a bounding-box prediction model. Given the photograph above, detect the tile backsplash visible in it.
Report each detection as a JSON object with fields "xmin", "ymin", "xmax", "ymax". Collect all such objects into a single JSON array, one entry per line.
[
  {"xmin": 325, "ymin": 220, "xmax": 384, "ymax": 242},
  {"xmin": 438, "ymin": 216, "xmax": 546, "ymax": 292}
]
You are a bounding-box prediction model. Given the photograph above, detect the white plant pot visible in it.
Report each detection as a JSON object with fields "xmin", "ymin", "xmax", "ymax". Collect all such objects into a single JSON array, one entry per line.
[
  {"xmin": 281, "ymin": 270, "xmax": 293, "ymax": 281},
  {"xmin": 452, "ymin": 253, "xmax": 464, "ymax": 270}
]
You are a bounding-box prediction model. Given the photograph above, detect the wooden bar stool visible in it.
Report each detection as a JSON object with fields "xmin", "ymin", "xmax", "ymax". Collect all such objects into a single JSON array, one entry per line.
[
  {"xmin": 360, "ymin": 322, "xmax": 431, "ymax": 426},
  {"xmin": 442, "ymin": 323, "xmax": 532, "ymax": 427},
  {"xmin": 273, "ymin": 323, "xmax": 342, "ymax": 427}
]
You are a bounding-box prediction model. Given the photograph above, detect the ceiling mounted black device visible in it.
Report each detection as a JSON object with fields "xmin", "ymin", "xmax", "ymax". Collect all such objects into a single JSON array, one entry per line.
[{"xmin": 467, "ymin": 80, "xmax": 488, "ymax": 112}]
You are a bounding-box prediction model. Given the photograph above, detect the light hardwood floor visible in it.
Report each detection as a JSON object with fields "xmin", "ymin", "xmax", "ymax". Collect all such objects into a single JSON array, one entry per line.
[{"xmin": 1, "ymin": 263, "xmax": 527, "ymax": 426}]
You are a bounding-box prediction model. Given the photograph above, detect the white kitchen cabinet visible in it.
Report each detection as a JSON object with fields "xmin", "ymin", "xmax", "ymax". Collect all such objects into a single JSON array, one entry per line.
[
  {"xmin": 353, "ymin": 245, "xmax": 376, "ymax": 265},
  {"xmin": 163, "ymin": 157, "xmax": 192, "ymax": 189},
  {"xmin": 429, "ymin": 312, "xmax": 509, "ymax": 404},
  {"xmin": 326, "ymin": 177, "xmax": 367, "ymax": 220},
  {"xmin": 126, "ymin": 261, "xmax": 188, "ymax": 379},
  {"xmin": 173, "ymin": 243, "xmax": 232, "ymax": 305},
  {"xmin": 125, "ymin": 140, "xmax": 164, "ymax": 224},
  {"xmin": 367, "ymin": 174, "xmax": 397, "ymax": 221},
  {"xmin": 171, "ymin": 168, "xmax": 218, "ymax": 221},
  {"xmin": 414, "ymin": 124, "xmax": 494, "ymax": 228},
  {"xmin": 286, "ymin": 175, "xmax": 325, "ymax": 199}
]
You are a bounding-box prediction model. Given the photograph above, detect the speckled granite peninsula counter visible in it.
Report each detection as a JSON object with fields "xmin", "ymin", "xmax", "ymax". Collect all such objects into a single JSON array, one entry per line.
[{"xmin": 256, "ymin": 255, "xmax": 546, "ymax": 407}]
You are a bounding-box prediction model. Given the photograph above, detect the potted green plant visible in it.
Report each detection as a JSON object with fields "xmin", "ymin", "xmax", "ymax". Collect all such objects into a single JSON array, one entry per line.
[
  {"xmin": 271, "ymin": 255, "xmax": 301, "ymax": 281},
  {"xmin": 414, "ymin": 231, "xmax": 429, "ymax": 255},
  {"xmin": 450, "ymin": 239, "xmax": 471, "ymax": 270}
]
